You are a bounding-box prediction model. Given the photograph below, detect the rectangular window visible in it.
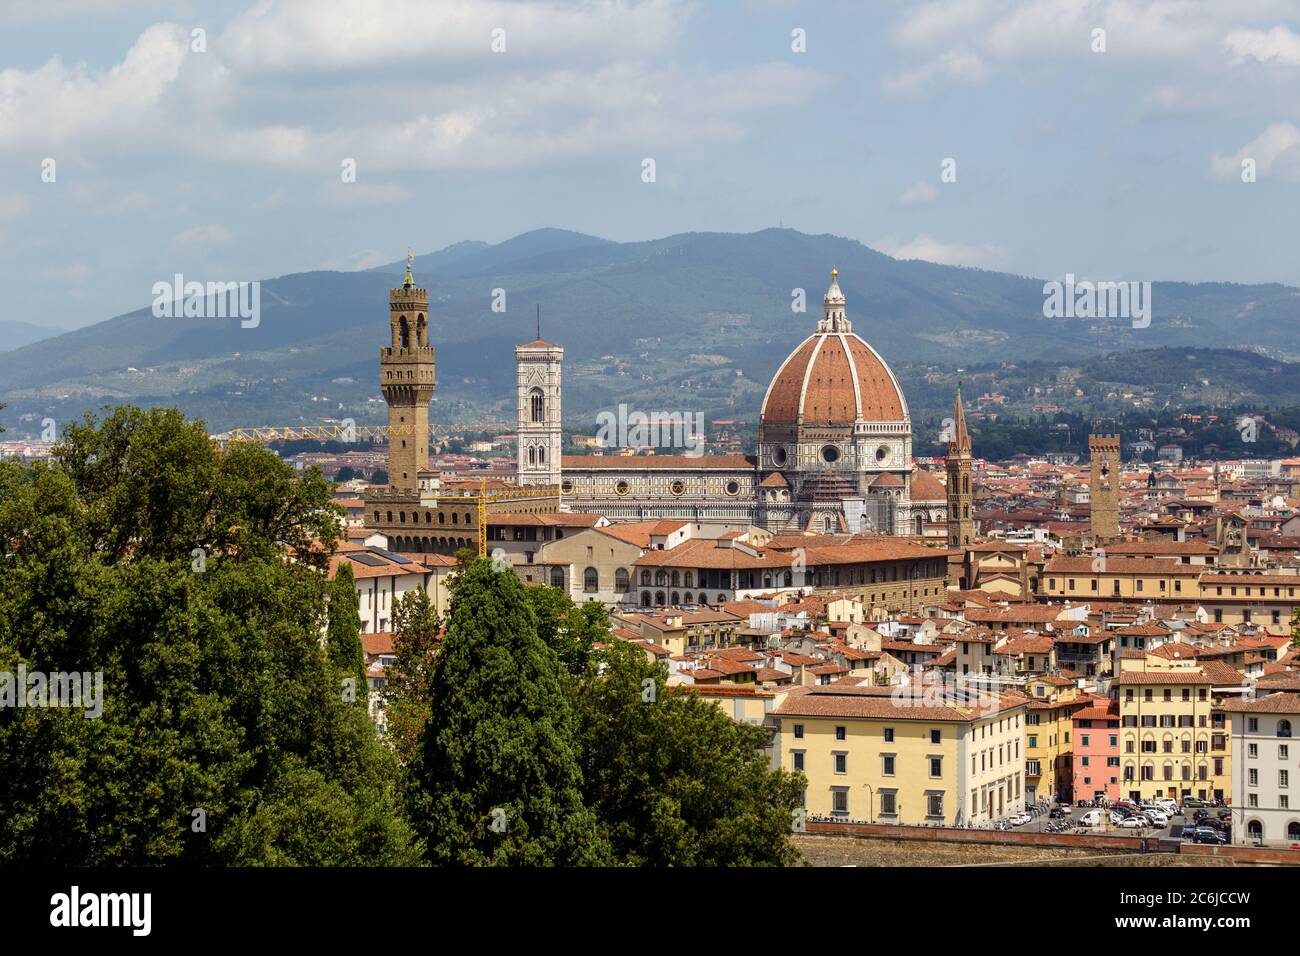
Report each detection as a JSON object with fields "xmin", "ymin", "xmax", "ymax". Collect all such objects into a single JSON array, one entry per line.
[
  {"xmin": 793, "ymin": 724, "xmax": 804, "ymax": 740},
  {"xmin": 835, "ymin": 725, "xmax": 846, "ymax": 741},
  {"xmin": 930, "ymin": 728, "xmax": 941, "ymax": 744},
  {"xmin": 884, "ymin": 727, "xmax": 894, "ymax": 743},
  {"xmin": 882, "ymin": 754, "xmax": 896, "ymax": 777},
  {"xmin": 929, "ymin": 756, "xmax": 943, "ymax": 778},
  {"xmin": 834, "ymin": 752, "xmax": 847, "ymax": 775},
  {"xmin": 879, "ymin": 790, "xmax": 897, "ymax": 816},
  {"xmin": 926, "ymin": 791, "xmax": 943, "ymax": 818},
  {"xmin": 832, "ymin": 788, "xmax": 849, "ymax": 816}
]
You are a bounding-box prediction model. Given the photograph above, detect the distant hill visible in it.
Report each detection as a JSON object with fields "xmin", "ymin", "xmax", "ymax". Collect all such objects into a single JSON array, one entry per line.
[
  {"xmin": 0, "ymin": 319, "xmax": 63, "ymax": 353},
  {"xmin": 1, "ymin": 227, "xmax": 1299, "ymax": 435}
]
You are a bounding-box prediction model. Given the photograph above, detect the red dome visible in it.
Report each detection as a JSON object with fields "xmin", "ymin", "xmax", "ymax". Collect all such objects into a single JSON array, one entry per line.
[{"xmin": 761, "ymin": 330, "xmax": 909, "ymax": 427}]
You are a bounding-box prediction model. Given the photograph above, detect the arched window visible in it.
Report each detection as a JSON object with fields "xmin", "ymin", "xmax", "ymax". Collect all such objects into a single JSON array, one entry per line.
[
  {"xmin": 1280, "ymin": 720, "xmax": 1293, "ymax": 738},
  {"xmin": 583, "ymin": 567, "xmax": 599, "ymax": 593},
  {"xmin": 671, "ymin": 591, "xmax": 680, "ymax": 605},
  {"xmin": 671, "ymin": 570, "xmax": 680, "ymax": 587},
  {"xmin": 783, "ymin": 570, "xmax": 792, "ymax": 587},
  {"xmin": 1289, "ymin": 822, "xmax": 1300, "ymax": 840},
  {"xmin": 640, "ymin": 569, "xmax": 651, "ymax": 586},
  {"xmin": 962, "ymin": 475, "xmax": 970, "ymax": 495},
  {"xmin": 439, "ymin": 512, "xmax": 445, "ymax": 524},
  {"xmin": 530, "ymin": 388, "xmax": 544, "ymax": 423},
  {"xmin": 684, "ymin": 571, "xmax": 693, "ymax": 588},
  {"xmin": 655, "ymin": 591, "xmax": 666, "ymax": 606},
  {"xmin": 550, "ymin": 567, "xmax": 564, "ymax": 588},
  {"xmin": 655, "ymin": 570, "xmax": 668, "ymax": 587},
  {"xmin": 538, "ymin": 447, "xmax": 545, "ymax": 465},
  {"xmin": 528, "ymin": 447, "xmax": 536, "ymax": 466},
  {"xmin": 398, "ymin": 315, "xmax": 410, "ymax": 349},
  {"xmin": 641, "ymin": 591, "xmax": 651, "ymax": 607},
  {"xmin": 1247, "ymin": 820, "xmax": 1264, "ymax": 839},
  {"xmin": 614, "ymin": 568, "xmax": 630, "ymax": 592}
]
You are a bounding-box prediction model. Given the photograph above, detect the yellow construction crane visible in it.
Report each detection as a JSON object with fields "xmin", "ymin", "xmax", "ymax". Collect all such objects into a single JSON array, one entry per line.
[{"xmin": 478, "ymin": 477, "xmax": 488, "ymax": 558}]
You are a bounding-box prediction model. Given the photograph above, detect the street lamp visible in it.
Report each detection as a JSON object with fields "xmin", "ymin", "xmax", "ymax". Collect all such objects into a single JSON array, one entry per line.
[{"xmin": 862, "ymin": 783, "xmax": 875, "ymax": 824}]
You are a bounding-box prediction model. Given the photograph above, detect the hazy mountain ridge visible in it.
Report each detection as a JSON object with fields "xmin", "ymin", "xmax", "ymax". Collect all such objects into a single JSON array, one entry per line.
[{"xmin": 1, "ymin": 228, "xmax": 1298, "ymax": 435}]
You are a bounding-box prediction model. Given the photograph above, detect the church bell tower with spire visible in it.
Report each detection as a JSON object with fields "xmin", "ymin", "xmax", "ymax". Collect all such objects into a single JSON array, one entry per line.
[
  {"xmin": 380, "ymin": 252, "xmax": 436, "ymax": 491},
  {"xmin": 946, "ymin": 384, "xmax": 974, "ymax": 548}
]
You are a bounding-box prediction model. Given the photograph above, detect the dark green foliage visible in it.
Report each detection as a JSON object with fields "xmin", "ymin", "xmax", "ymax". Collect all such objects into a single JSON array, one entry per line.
[
  {"xmin": 0, "ymin": 407, "xmax": 417, "ymax": 865},
  {"xmin": 572, "ymin": 641, "xmax": 804, "ymax": 866},
  {"xmin": 414, "ymin": 559, "xmax": 610, "ymax": 865},
  {"xmin": 327, "ymin": 561, "xmax": 367, "ymax": 704}
]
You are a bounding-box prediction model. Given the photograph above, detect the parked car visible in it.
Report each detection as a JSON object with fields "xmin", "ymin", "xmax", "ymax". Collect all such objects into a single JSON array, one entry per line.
[
  {"xmin": 1193, "ymin": 808, "xmax": 1212, "ymax": 822},
  {"xmin": 1118, "ymin": 816, "xmax": 1146, "ymax": 829},
  {"xmin": 1010, "ymin": 813, "xmax": 1031, "ymax": 826},
  {"xmin": 1192, "ymin": 828, "xmax": 1228, "ymax": 845},
  {"xmin": 1113, "ymin": 800, "xmax": 1140, "ymax": 813},
  {"xmin": 1217, "ymin": 808, "xmax": 1233, "ymax": 821},
  {"xmin": 1079, "ymin": 809, "xmax": 1103, "ymax": 827},
  {"xmin": 1110, "ymin": 811, "xmax": 1126, "ymax": 825},
  {"xmin": 1050, "ymin": 807, "xmax": 1070, "ymax": 819},
  {"xmin": 1143, "ymin": 809, "xmax": 1170, "ymax": 827},
  {"xmin": 1183, "ymin": 797, "xmax": 1209, "ymax": 809}
]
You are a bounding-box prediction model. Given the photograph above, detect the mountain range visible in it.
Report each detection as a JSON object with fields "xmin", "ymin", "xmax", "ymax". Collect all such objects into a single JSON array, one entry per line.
[{"xmin": 2, "ymin": 227, "xmax": 1299, "ymax": 437}]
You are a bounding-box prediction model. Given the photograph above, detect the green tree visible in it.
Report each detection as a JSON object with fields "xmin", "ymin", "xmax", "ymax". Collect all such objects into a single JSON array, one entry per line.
[
  {"xmin": 525, "ymin": 586, "xmax": 605, "ymax": 677},
  {"xmin": 571, "ymin": 640, "xmax": 804, "ymax": 866},
  {"xmin": 413, "ymin": 558, "xmax": 609, "ymax": 865},
  {"xmin": 335, "ymin": 466, "xmax": 357, "ymax": 482},
  {"xmin": 386, "ymin": 588, "xmax": 441, "ymax": 763},
  {"xmin": 0, "ymin": 406, "xmax": 417, "ymax": 865},
  {"xmin": 327, "ymin": 560, "xmax": 367, "ymax": 704},
  {"xmin": 1290, "ymin": 607, "xmax": 1300, "ymax": 649}
]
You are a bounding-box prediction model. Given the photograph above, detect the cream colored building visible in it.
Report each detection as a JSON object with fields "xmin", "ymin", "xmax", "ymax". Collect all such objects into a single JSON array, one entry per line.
[{"xmin": 769, "ymin": 684, "xmax": 1027, "ymax": 825}]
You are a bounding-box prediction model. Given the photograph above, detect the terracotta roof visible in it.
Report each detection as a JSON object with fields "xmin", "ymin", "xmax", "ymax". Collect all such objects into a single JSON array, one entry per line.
[
  {"xmin": 771, "ymin": 684, "xmax": 1025, "ymax": 722},
  {"xmin": 760, "ymin": 327, "xmax": 908, "ymax": 427},
  {"xmin": 759, "ymin": 471, "xmax": 789, "ymax": 488},
  {"xmin": 871, "ymin": 472, "xmax": 905, "ymax": 489},
  {"xmin": 910, "ymin": 467, "xmax": 946, "ymax": 501},
  {"xmin": 1114, "ymin": 669, "xmax": 1211, "ymax": 685},
  {"xmin": 1219, "ymin": 692, "xmax": 1300, "ymax": 714}
]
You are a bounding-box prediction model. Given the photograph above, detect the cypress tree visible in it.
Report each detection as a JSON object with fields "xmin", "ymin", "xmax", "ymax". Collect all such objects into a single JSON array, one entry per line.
[
  {"xmin": 415, "ymin": 558, "xmax": 609, "ymax": 865},
  {"xmin": 327, "ymin": 560, "xmax": 367, "ymax": 704}
]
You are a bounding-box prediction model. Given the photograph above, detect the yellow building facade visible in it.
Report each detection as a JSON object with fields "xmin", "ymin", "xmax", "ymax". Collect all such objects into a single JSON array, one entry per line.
[{"xmin": 770, "ymin": 684, "xmax": 1027, "ymax": 825}]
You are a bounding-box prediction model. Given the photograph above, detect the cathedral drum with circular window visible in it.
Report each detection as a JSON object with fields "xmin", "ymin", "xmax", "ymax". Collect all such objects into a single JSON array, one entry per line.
[{"xmin": 757, "ymin": 269, "xmax": 914, "ymax": 532}]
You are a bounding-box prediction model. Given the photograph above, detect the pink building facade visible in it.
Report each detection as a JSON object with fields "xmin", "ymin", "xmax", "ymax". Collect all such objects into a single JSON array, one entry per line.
[{"xmin": 1072, "ymin": 700, "xmax": 1122, "ymax": 803}]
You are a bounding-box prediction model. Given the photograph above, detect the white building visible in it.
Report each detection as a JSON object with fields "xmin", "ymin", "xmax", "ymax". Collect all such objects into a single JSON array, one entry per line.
[{"xmin": 1222, "ymin": 692, "xmax": 1300, "ymax": 846}]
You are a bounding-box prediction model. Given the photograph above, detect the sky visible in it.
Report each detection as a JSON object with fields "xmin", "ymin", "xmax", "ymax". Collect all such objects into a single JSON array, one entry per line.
[{"xmin": 2, "ymin": 0, "xmax": 1300, "ymax": 331}]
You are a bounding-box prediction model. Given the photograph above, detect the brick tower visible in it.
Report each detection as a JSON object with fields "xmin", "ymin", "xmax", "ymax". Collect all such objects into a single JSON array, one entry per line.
[
  {"xmin": 381, "ymin": 252, "xmax": 436, "ymax": 491},
  {"xmin": 1089, "ymin": 433, "xmax": 1121, "ymax": 543},
  {"xmin": 946, "ymin": 384, "xmax": 974, "ymax": 549}
]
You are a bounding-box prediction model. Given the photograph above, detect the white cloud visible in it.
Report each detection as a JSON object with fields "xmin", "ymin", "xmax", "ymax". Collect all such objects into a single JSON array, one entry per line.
[
  {"xmin": 895, "ymin": 181, "xmax": 939, "ymax": 205},
  {"xmin": 174, "ymin": 224, "xmax": 234, "ymax": 246},
  {"xmin": 884, "ymin": 49, "xmax": 987, "ymax": 95},
  {"xmin": 871, "ymin": 234, "xmax": 1006, "ymax": 268},
  {"xmin": 220, "ymin": 0, "xmax": 685, "ymax": 75},
  {"xmin": 0, "ymin": 23, "xmax": 187, "ymax": 149},
  {"xmin": 1224, "ymin": 25, "xmax": 1300, "ymax": 65},
  {"xmin": 1210, "ymin": 122, "xmax": 1300, "ymax": 180},
  {"xmin": 883, "ymin": 0, "xmax": 1295, "ymax": 94}
]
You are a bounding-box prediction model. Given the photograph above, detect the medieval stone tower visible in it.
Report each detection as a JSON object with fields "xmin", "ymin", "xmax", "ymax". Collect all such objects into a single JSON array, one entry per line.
[
  {"xmin": 1089, "ymin": 433, "xmax": 1121, "ymax": 543},
  {"xmin": 515, "ymin": 334, "xmax": 563, "ymax": 487},
  {"xmin": 946, "ymin": 385, "xmax": 974, "ymax": 549},
  {"xmin": 381, "ymin": 253, "xmax": 436, "ymax": 491}
]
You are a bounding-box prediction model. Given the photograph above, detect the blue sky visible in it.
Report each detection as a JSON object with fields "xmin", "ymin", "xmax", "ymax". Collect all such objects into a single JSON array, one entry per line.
[{"xmin": 2, "ymin": 0, "xmax": 1299, "ymax": 331}]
